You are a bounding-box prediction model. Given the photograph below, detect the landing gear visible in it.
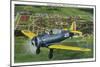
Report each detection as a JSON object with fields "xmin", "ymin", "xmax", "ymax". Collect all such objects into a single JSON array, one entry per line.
[
  {"xmin": 48, "ymin": 49, "xmax": 54, "ymax": 59},
  {"xmin": 36, "ymin": 47, "xmax": 40, "ymax": 54}
]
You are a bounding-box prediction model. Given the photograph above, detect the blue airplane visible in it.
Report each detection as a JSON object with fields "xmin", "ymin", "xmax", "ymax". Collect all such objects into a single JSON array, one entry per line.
[{"xmin": 21, "ymin": 21, "xmax": 91, "ymax": 59}]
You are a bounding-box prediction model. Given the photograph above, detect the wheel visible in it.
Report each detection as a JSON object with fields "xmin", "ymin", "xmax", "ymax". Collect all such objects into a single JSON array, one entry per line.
[{"xmin": 36, "ymin": 47, "xmax": 40, "ymax": 54}]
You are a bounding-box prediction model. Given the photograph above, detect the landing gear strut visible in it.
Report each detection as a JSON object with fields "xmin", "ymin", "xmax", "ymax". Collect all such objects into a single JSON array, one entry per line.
[{"xmin": 48, "ymin": 49, "xmax": 54, "ymax": 59}]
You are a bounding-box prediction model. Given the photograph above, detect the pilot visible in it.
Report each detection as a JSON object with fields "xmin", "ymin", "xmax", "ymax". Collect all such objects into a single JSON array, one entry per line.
[{"xmin": 49, "ymin": 30, "xmax": 53, "ymax": 35}]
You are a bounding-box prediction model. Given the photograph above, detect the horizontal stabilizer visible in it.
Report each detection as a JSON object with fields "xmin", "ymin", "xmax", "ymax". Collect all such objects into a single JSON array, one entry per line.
[{"xmin": 71, "ymin": 31, "xmax": 82, "ymax": 36}]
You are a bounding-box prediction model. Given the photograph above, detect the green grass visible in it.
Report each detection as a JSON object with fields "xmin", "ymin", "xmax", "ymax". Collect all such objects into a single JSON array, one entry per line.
[{"xmin": 14, "ymin": 36, "xmax": 93, "ymax": 63}]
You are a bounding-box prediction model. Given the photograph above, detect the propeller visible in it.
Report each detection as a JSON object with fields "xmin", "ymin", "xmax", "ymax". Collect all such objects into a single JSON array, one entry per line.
[{"xmin": 31, "ymin": 38, "xmax": 41, "ymax": 54}]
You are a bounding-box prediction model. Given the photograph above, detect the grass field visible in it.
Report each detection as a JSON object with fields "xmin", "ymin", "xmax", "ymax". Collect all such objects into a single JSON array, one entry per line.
[{"xmin": 14, "ymin": 36, "xmax": 93, "ymax": 63}]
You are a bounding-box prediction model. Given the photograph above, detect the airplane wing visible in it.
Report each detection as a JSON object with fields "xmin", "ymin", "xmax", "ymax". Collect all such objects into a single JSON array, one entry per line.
[
  {"xmin": 21, "ymin": 30, "xmax": 37, "ymax": 39},
  {"xmin": 48, "ymin": 44, "xmax": 91, "ymax": 52}
]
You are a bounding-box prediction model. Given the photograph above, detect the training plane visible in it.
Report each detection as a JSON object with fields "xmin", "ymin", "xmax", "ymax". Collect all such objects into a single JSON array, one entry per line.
[{"xmin": 21, "ymin": 21, "xmax": 91, "ymax": 59}]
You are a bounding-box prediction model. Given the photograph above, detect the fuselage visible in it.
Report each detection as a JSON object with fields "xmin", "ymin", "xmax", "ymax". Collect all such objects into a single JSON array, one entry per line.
[{"xmin": 31, "ymin": 31, "xmax": 74, "ymax": 47}]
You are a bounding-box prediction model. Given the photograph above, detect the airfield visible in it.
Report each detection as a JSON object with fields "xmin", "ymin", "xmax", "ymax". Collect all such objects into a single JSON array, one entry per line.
[{"xmin": 14, "ymin": 4, "xmax": 94, "ymax": 63}]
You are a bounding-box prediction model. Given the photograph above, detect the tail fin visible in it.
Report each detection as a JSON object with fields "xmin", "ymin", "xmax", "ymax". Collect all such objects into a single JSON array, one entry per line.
[
  {"xmin": 63, "ymin": 21, "xmax": 77, "ymax": 31},
  {"xmin": 70, "ymin": 21, "xmax": 83, "ymax": 36},
  {"xmin": 70, "ymin": 21, "xmax": 76, "ymax": 31}
]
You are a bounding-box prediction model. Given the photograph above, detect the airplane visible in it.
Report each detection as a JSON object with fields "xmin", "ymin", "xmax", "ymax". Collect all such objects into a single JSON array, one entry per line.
[{"xmin": 21, "ymin": 21, "xmax": 91, "ymax": 59}]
